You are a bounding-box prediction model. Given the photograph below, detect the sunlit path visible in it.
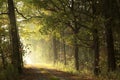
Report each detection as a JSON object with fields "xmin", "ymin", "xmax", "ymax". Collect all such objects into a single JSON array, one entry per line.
[{"xmin": 20, "ymin": 64, "xmax": 92, "ymax": 80}]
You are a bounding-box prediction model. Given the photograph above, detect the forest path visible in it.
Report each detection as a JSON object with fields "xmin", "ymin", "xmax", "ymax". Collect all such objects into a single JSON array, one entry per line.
[{"xmin": 20, "ymin": 64, "xmax": 92, "ymax": 80}]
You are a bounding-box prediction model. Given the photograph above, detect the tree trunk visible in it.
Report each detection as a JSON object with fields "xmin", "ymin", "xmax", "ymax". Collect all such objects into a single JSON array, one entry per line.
[
  {"xmin": 53, "ymin": 36, "xmax": 58, "ymax": 64},
  {"xmin": 91, "ymin": 0, "xmax": 100, "ymax": 75},
  {"xmin": 74, "ymin": 31, "xmax": 79, "ymax": 70},
  {"xmin": 105, "ymin": 21, "xmax": 116, "ymax": 71},
  {"xmin": 102, "ymin": 0, "xmax": 116, "ymax": 71},
  {"xmin": 0, "ymin": 47, "xmax": 6, "ymax": 69},
  {"xmin": 93, "ymin": 29, "xmax": 100, "ymax": 75},
  {"xmin": 61, "ymin": 29, "xmax": 67, "ymax": 65},
  {"xmin": 63, "ymin": 39, "xmax": 67, "ymax": 65},
  {"xmin": 7, "ymin": 0, "xmax": 22, "ymax": 73},
  {"xmin": 0, "ymin": 36, "xmax": 6, "ymax": 69}
]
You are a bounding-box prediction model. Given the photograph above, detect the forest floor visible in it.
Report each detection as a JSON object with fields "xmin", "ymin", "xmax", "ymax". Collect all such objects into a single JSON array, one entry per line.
[{"xmin": 20, "ymin": 64, "xmax": 93, "ymax": 80}]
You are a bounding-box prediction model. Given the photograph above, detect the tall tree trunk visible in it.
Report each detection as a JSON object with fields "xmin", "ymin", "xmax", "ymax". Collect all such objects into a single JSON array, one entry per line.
[
  {"xmin": 0, "ymin": 37, "xmax": 6, "ymax": 69},
  {"xmin": 92, "ymin": 0, "xmax": 100, "ymax": 75},
  {"xmin": 63, "ymin": 39, "xmax": 67, "ymax": 65},
  {"xmin": 105, "ymin": 21, "xmax": 116, "ymax": 71},
  {"xmin": 0, "ymin": 47, "xmax": 6, "ymax": 69},
  {"xmin": 61, "ymin": 29, "xmax": 67, "ymax": 65},
  {"xmin": 93, "ymin": 29, "xmax": 100, "ymax": 75},
  {"xmin": 102, "ymin": 0, "xmax": 116, "ymax": 71},
  {"xmin": 69, "ymin": 0, "xmax": 80, "ymax": 71},
  {"xmin": 74, "ymin": 30, "xmax": 79, "ymax": 70},
  {"xmin": 53, "ymin": 36, "xmax": 58, "ymax": 64},
  {"xmin": 62, "ymin": 30, "xmax": 67, "ymax": 66},
  {"xmin": 7, "ymin": 0, "xmax": 22, "ymax": 73}
]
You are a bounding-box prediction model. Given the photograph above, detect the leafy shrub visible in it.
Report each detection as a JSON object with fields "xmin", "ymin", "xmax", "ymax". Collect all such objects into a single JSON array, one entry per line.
[
  {"xmin": 0, "ymin": 64, "xmax": 19, "ymax": 80},
  {"xmin": 94, "ymin": 70, "xmax": 120, "ymax": 80},
  {"xmin": 4, "ymin": 64, "xmax": 19, "ymax": 80},
  {"xmin": 0, "ymin": 70, "xmax": 6, "ymax": 80},
  {"xmin": 50, "ymin": 76, "xmax": 60, "ymax": 80}
]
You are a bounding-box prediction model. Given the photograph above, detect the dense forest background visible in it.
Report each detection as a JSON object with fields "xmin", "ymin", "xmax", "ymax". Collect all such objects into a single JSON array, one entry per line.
[{"xmin": 0, "ymin": 0, "xmax": 120, "ymax": 80}]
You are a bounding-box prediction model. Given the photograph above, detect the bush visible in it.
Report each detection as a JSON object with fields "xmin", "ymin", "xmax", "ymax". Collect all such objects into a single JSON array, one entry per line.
[
  {"xmin": 94, "ymin": 70, "xmax": 120, "ymax": 80},
  {"xmin": 0, "ymin": 64, "xmax": 19, "ymax": 80},
  {"xmin": 5, "ymin": 64, "xmax": 19, "ymax": 80},
  {"xmin": 0, "ymin": 70, "xmax": 6, "ymax": 80}
]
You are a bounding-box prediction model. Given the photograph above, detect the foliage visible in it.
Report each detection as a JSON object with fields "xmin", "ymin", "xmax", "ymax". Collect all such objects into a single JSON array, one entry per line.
[
  {"xmin": 94, "ymin": 71, "xmax": 120, "ymax": 80},
  {"xmin": 0, "ymin": 64, "xmax": 19, "ymax": 80},
  {"xmin": 0, "ymin": 70, "xmax": 6, "ymax": 80},
  {"xmin": 5, "ymin": 64, "xmax": 19, "ymax": 80},
  {"xmin": 50, "ymin": 76, "xmax": 60, "ymax": 80}
]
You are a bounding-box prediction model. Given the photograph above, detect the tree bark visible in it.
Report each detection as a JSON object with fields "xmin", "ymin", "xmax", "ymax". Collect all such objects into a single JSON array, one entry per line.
[
  {"xmin": 0, "ymin": 47, "xmax": 6, "ymax": 69},
  {"xmin": 0, "ymin": 36, "xmax": 6, "ymax": 69},
  {"xmin": 61, "ymin": 29, "xmax": 67, "ymax": 65},
  {"xmin": 74, "ymin": 30, "xmax": 79, "ymax": 70},
  {"xmin": 53, "ymin": 36, "xmax": 58, "ymax": 64},
  {"xmin": 93, "ymin": 29, "xmax": 100, "ymax": 75},
  {"xmin": 7, "ymin": 0, "xmax": 22, "ymax": 73},
  {"xmin": 91, "ymin": 0, "xmax": 100, "ymax": 75},
  {"xmin": 102, "ymin": 0, "xmax": 116, "ymax": 71},
  {"xmin": 63, "ymin": 39, "xmax": 67, "ymax": 65},
  {"xmin": 105, "ymin": 20, "xmax": 116, "ymax": 71}
]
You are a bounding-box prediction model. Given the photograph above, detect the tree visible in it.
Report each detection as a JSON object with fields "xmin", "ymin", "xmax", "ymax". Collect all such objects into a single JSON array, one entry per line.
[
  {"xmin": 92, "ymin": 29, "xmax": 100, "ymax": 75},
  {"xmin": 7, "ymin": 0, "xmax": 22, "ymax": 73},
  {"xmin": 53, "ymin": 35, "xmax": 58, "ymax": 64},
  {"xmin": 0, "ymin": 41, "xmax": 6, "ymax": 69},
  {"xmin": 91, "ymin": 0, "xmax": 101, "ymax": 75},
  {"xmin": 101, "ymin": 0, "xmax": 120, "ymax": 71}
]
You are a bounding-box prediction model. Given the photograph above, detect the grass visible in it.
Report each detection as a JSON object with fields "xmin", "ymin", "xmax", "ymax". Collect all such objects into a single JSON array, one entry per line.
[
  {"xmin": 50, "ymin": 76, "xmax": 60, "ymax": 80},
  {"xmin": 45, "ymin": 62, "xmax": 120, "ymax": 80}
]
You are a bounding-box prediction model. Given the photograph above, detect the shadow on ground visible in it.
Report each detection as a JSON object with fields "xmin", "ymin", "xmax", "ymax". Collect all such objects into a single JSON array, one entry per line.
[{"xmin": 20, "ymin": 67, "xmax": 92, "ymax": 80}]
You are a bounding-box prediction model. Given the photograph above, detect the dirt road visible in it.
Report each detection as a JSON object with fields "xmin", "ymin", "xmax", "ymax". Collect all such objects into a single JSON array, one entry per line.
[{"xmin": 20, "ymin": 65, "xmax": 92, "ymax": 80}]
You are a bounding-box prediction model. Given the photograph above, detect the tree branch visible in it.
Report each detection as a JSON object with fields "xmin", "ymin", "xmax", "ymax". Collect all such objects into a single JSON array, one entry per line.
[
  {"xmin": 18, "ymin": 16, "xmax": 42, "ymax": 22},
  {"xmin": 0, "ymin": 12, "xmax": 8, "ymax": 15},
  {"xmin": 15, "ymin": 7, "xmax": 42, "ymax": 22},
  {"xmin": 15, "ymin": 7, "xmax": 27, "ymax": 19},
  {"xmin": 76, "ymin": 22, "xmax": 92, "ymax": 31}
]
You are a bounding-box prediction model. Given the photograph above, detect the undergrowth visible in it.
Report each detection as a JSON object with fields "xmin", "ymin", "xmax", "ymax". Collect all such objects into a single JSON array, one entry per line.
[
  {"xmin": 53, "ymin": 61, "xmax": 77, "ymax": 74},
  {"xmin": 50, "ymin": 62, "xmax": 120, "ymax": 80},
  {"xmin": 0, "ymin": 64, "xmax": 19, "ymax": 80},
  {"xmin": 94, "ymin": 70, "xmax": 120, "ymax": 80}
]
